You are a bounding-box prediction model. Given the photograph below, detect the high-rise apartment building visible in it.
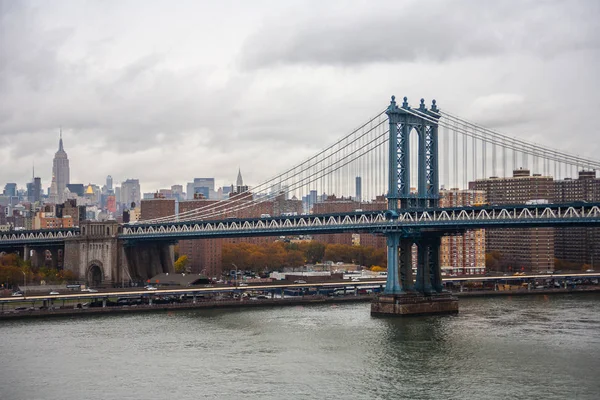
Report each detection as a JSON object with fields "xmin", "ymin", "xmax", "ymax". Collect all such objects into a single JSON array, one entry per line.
[
  {"xmin": 469, "ymin": 169, "xmax": 555, "ymax": 272},
  {"xmin": 439, "ymin": 189, "xmax": 486, "ymax": 275},
  {"xmin": 554, "ymin": 170, "xmax": 600, "ymax": 267},
  {"xmin": 52, "ymin": 132, "xmax": 70, "ymax": 203}
]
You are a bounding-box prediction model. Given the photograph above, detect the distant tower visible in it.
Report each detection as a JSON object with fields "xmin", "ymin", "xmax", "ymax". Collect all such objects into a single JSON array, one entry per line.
[
  {"xmin": 236, "ymin": 168, "xmax": 244, "ymax": 187},
  {"xmin": 232, "ymin": 168, "xmax": 248, "ymax": 194},
  {"xmin": 49, "ymin": 175, "xmax": 58, "ymax": 204},
  {"xmin": 355, "ymin": 176, "xmax": 362, "ymax": 202},
  {"xmin": 52, "ymin": 129, "xmax": 70, "ymax": 203},
  {"xmin": 106, "ymin": 175, "xmax": 113, "ymax": 191}
]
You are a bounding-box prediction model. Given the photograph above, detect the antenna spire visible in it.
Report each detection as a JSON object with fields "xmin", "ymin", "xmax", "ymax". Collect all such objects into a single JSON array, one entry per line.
[{"xmin": 59, "ymin": 127, "xmax": 64, "ymax": 151}]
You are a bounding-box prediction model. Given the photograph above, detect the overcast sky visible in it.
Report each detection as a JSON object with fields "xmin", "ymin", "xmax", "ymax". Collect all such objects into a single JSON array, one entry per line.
[{"xmin": 1, "ymin": 0, "xmax": 599, "ymax": 194}]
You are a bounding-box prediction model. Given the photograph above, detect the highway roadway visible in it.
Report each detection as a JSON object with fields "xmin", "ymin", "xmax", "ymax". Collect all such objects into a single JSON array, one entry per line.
[{"xmin": 1, "ymin": 272, "xmax": 599, "ymax": 304}]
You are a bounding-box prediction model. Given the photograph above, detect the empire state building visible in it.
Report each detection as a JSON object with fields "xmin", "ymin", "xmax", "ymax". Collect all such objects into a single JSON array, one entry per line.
[{"xmin": 52, "ymin": 132, "xmax": 70, "ymax": 203}]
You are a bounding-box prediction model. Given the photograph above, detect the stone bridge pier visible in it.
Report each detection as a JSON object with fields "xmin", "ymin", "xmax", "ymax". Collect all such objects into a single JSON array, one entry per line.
[
  {"xmin": 122, "ymin": 241, "xmax": 175, "ymax": 282},
  {"xmin": 64, "ymin": 221, "xmax": 125, "ymax": 287},
  {"xmin": 63, "ymin": 221, "xmax": 174, "ymax": 287}
]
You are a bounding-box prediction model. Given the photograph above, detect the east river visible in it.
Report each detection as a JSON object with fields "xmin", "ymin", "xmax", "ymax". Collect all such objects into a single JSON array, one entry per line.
[{"xmin": 1, "ymin": 294, "xmax": 599, "ymax": 400}]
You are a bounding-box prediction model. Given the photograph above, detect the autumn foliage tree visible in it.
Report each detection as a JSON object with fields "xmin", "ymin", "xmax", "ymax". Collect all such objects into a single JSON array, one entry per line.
[
  {"xmin": 174, "ymin": 255, "xmax": 189, "ymax": 273},
  {"xmin": 221, "ymin": 240, "xmax": 386, "ymax": 272},
  {"xmin": 0, "ymin": 252, "xmax": 76, "ymax": 288}
]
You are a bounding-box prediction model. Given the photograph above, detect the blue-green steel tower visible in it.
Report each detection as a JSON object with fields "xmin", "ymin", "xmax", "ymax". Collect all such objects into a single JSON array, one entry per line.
[{"xmin": 384, "ymin": 96, "xmax": 443, "ymax": 295}]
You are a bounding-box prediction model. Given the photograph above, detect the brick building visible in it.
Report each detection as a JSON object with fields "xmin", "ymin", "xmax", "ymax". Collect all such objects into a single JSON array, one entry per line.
[
  {"xmin": 140, "ymin": 198, "xmax": 176, "ymax": 221},
  {"xmin": 469, "ymin": 169, "xmax": 555, "ymax": 272},
  {"xmin": 33, "ymin": 212, "xmax": 74, "ymax": 229},
  {"xmin": 55, "ymin": 199, "xmax": 86, "ymax": 227},
  {"xmin": 438, "ymin": 189, "xmax": 487, "ymax": 275},
  {"xmin": 312, "ymin": 195, "xmax": 387, "ymax": 248},
  {"xmin": 553, "ymin": 170, "xmax": 600, "ymax": 267},
  {"xmin": 177, "ymin": 196, "xmax": 278, "ymax": 277}
]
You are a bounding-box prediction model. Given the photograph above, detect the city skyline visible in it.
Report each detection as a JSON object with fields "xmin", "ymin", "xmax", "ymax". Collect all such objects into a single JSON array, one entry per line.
[{"xmin": 1, "ymin": 1, "xmax": 598, "ymax": 193}]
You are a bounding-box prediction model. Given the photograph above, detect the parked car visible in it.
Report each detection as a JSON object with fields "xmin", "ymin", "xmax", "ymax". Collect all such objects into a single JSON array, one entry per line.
[
  {"xmin": 293, "ymin": 280, "xmax": 307, "ymax": 284},
  {"xmin": 351, "ymin": 278, "xmax": 361, "ymax": 282},
  {"xmin": 87, "ymin": 289, "xmax": 98, "ymax": 293},
  {"xmin": 11, "ymin": 291, "xmax": 24, "ymax": 297},
  {"xmin": 49, "ymin": 291, "xmax": 59, "ymax": 295},
  {"xmin": 585, "ymin": 269, "xmax": 595, "ymax": 273},
  {"xmin": 145, "ymin": 286, "xmax": 157, "ymax": 290}
]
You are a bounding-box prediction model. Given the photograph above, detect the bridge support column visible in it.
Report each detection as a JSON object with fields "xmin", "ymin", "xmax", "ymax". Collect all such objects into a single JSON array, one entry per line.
[
  {"xmin": 414, "ymin": 238, "xmax": 434, "ymax": 294},
  {"xmin": 373, "ymin": 234, "xmax": 457, "ymax": 317},
  {"xmin": 429, "ymin": 235, "xmax": 444, "ymax": 293},
  {"xmin": 384, "ymin": 234, "xmax": 403, "ymax": 294},
  {"xmin": 23, "ymin": 245, "xmax": 30, "ymax": 262},
  {"xmin": 399, "ymin": 240, "xmax": 414, "ymax": 291},
  {"xmin": 50, "ymin": 247, "xmax": 60, "ymax": 269}
]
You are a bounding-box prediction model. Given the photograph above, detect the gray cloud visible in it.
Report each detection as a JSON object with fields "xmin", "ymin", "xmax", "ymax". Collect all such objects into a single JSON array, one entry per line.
[
  {"xmin": 240, "ymin": 0, "xmax": 600, "ymax": 69},
  {"xmin": 0, "ymin": 0, "xmax": 598, "ymax": 193}
]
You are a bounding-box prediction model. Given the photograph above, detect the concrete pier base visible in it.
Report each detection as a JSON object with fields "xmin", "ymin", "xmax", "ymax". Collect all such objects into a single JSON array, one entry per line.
[{"xmin": 371, "ymin": 292, "xmax": 458, "ymax": 317}]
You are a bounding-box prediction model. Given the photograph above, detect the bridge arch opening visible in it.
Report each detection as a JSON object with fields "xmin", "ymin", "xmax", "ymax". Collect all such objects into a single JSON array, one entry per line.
[
  {"xmin": 408, "ymin": 126, "xmax": 423, "ymax": 193},
  {"xmin": 44, "ymin": 249, "xmax": 53, "ymax": 268},
  {"xmin": 87, "ymin": 262, "xmax": 104, "ymax": 288}
]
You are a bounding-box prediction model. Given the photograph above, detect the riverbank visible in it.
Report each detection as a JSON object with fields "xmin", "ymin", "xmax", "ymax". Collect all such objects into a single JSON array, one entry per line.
[{"xmin": 1, "ymin": 286, "xmax": 599, "ymax": 321}]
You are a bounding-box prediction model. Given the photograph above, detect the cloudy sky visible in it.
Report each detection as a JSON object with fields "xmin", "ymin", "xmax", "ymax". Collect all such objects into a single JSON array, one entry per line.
[{"xmin": 1, "ymin": 0, "xmax": 598, "ymax": 194}]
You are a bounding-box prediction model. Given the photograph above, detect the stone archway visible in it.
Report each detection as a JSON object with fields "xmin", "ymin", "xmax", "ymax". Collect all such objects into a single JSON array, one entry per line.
[
  {"xmin": 44, "ymin": 249, "xmax": 53, "ymax": 268},
  {"xmin": 86, "ymin": 261, "xmax": 104, "ymax": 288}
]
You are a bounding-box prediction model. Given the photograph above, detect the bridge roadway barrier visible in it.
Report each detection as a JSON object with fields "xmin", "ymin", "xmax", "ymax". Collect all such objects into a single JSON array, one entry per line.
[{"xmin": 1, "ymin": 286, "xmax": 599, "ymax": 321}]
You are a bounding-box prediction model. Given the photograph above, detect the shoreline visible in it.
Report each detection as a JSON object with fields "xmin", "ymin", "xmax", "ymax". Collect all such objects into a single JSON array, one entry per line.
[{"xmin": 1, "ymin": 287, "xmax": 599, "ymax": 321}]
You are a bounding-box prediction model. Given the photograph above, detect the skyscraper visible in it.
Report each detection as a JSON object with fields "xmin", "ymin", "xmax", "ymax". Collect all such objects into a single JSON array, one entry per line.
[
  {"xmin": 121, "ymin": 179, "xmax": 141, "ymax": 208},
  {"xmin": 52, "ymin": 131, "xmax": 70, "ymax": 203},
  {"xmin": 3, "ymin": 183, "xmax": 17, "ymax": 197},
  {"xmin": 106, "ymin": 175, "xmax": 113, "ymax": 192}
]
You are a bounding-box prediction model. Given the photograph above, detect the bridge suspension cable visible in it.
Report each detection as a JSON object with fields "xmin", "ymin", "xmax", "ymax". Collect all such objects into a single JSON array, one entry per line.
[
  {"xmin": 138, "ymin": 100, "xmax": 600, "ymax": 225},
  {"xmin": 400, "ymin": 107, "xmax": 600, "ymax": 185},
  {"xmin": 141, "ymin": 110, "xmax": 389, "ymax": 224}
]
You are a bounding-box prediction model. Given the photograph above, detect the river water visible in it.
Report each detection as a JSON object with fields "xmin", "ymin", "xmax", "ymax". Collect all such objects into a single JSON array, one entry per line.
[{"xmin": 1, "ymin": 294, "xmax": 599, "ymax": 400}]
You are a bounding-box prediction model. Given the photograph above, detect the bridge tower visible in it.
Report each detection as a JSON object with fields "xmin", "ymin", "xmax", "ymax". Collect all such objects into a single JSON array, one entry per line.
[{"xmin": 373, "ymin": 95, "xmax": 457, "ymax": 316}]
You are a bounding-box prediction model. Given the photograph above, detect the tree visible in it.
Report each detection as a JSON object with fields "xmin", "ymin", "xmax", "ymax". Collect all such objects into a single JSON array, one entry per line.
[
  {"xmin": 174, "ymin": 255, "xmax": 189, "ymax": 273},
  {"xmin": 302, "ymin": 241, "xmax": 325, "ymax": 264},
  {"xmin": 284, "ymin": 250, "xmax": 305, "ymax": 269},
  {"xmin": 485, "ymin": 251, "xmax": 503, "ymax": 271}
]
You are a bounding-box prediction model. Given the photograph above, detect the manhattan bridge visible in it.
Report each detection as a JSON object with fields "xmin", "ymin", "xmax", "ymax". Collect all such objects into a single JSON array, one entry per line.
[{"xmin": 1, "ymin": 96, "xmax": 599, "ymax": 296}]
